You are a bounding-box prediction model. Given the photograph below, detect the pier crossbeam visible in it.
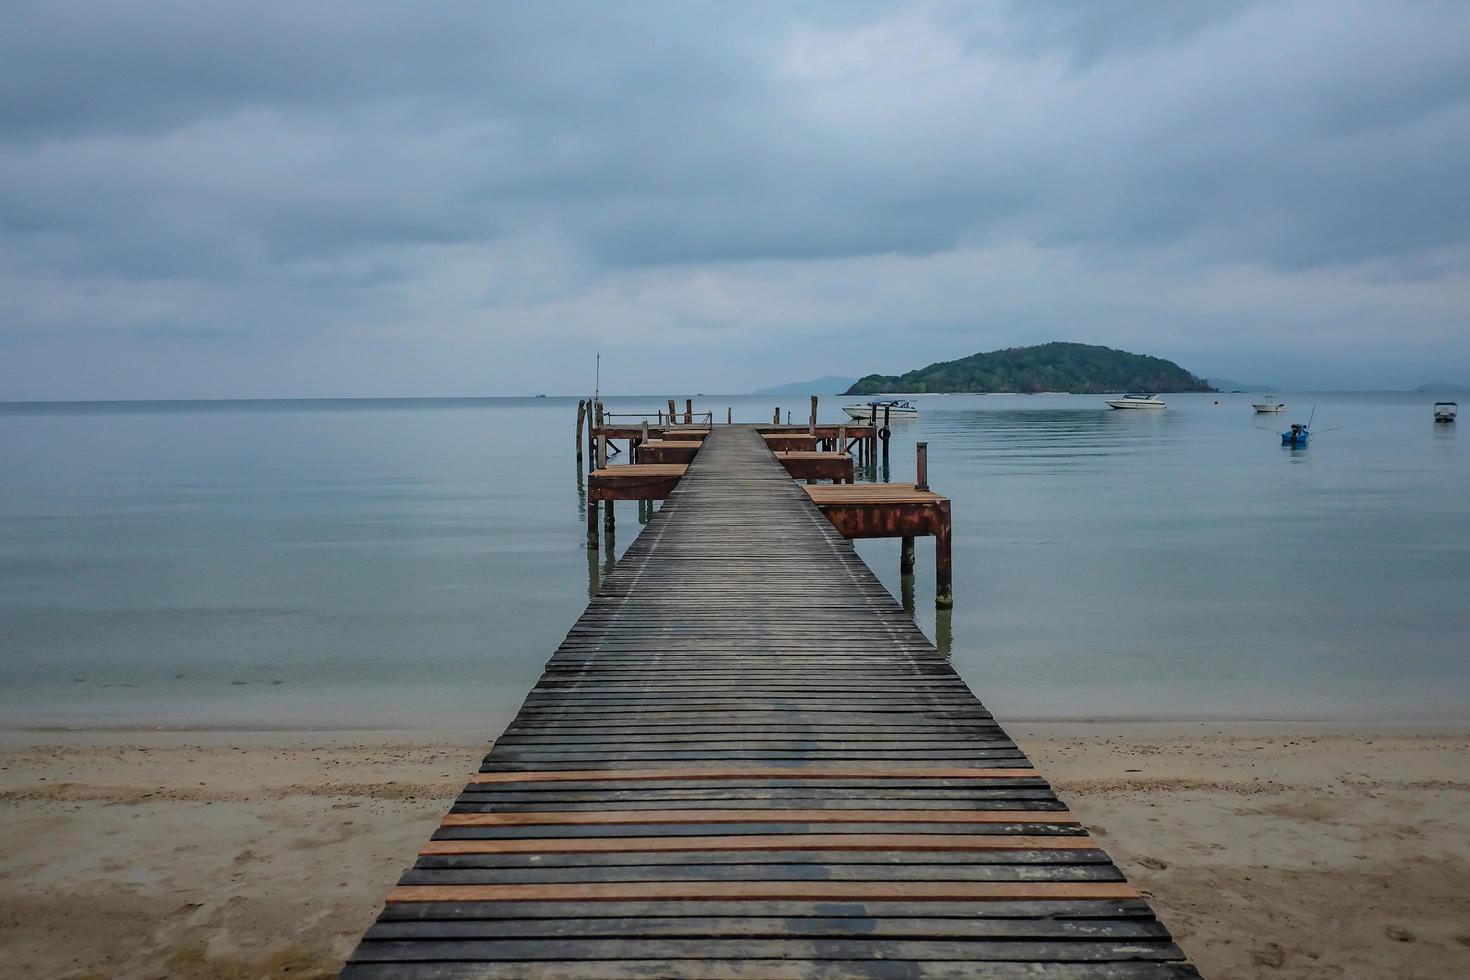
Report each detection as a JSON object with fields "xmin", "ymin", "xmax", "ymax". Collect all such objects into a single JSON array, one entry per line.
[{"xmin": 344, "ymin": 427, "xmax": 1196, "ymax": 979}]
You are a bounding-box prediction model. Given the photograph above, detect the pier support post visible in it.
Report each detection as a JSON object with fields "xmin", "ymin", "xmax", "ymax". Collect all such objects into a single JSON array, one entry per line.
[
  {"xmin": 900, "ymin": 536, "xmax": 915, "ymax": 575},
  {"xmin": 586, "ymin": 498, "xmax": 599, "ymax": 549},
  {"xmin": 685, "ymin": 399, "xmax": 693, "ymax": 424},
  {"xmin": 727, "ymin": 407, "xmax": 733, "ymax": 425},
  {"xmin": 604, "ymin": 498, "xmax": 615, "ymax": 531},
  {"xmin": 935, "ymin": 500, "xmax": 953, "ymax": 608},
  {"xmin": 587, "ymin": 401, "xmax": 599, "ymax": 472},
  {"xmin": 916, "ymin": 441, "xmax": 929, "ymax": 491},
  {"xmin": 868, "ymin": 405, "xmax": 878, "ymax": 468},
  {"xmin": 575, "ymin": 400, "xmax": 586, "ymax": 465},
  {"xmin": 809, "ymin": 396, "xmax": 818, "ymax": 436},
  {"xmin": 668, "ymin": 399, "xmax": 678, "ymax": 424},
  {"xmin": 881, "ymin": 406, "xmax": 891, "ymax": 476},
  {"xmin": 773, "ymin": 407, "xmax": 780, "ymax": 425}
]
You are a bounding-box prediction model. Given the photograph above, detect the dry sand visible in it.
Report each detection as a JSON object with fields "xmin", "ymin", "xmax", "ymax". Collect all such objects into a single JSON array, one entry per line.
[{"xmin": 0, "ymin": 726, "xmax": 1466, "ymax": 979}]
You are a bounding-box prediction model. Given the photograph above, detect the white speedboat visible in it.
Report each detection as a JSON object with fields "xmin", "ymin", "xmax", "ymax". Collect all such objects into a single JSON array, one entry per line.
[
  {"xmin": 1253, "ymin": 396, "xmax": 1286, "ymax": 413},
  {"xmin": 842, "ymin": 398, "xmax": 918, "ymax": 421},
  {"xmin": 1104, "ymin": 393, "xmax": 1166, "ymax": 410},
  {"xmin": 1434, "ymin": 401, "xmax": 1457, "ymax": 423}
]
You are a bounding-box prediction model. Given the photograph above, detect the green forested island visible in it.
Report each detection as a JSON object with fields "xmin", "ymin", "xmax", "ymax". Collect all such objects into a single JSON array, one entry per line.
[{"xmin": 845, "ymin": 342, "xmax": 1214, "ymax": 395}]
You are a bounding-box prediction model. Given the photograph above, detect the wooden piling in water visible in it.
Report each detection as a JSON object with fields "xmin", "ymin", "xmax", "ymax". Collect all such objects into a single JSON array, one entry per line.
[
  {"xmin": 586, "ymin": 401, "xmax": 600, "ymax": 472},
  {"xmin": 881, "ymin": 405, "xmax": 891, "ymax": 473},
  {"xmin": 574, "ymin": 399, "xmax": 586, "ymax": 464},
  {"xmin": 935, "ymin": 499, "xmax": 953, "ymax": 608}
]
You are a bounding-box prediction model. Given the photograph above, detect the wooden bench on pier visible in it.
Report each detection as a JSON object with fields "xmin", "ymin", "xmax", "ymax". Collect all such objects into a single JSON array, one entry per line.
[
  {"xmin": 759, "ymin": 423, "xmax": 876, "ymax": 455},
  {"xmin": 804, "ymin": 482, "xmax": 953, "ymax": 607},
  {"xmin": 596, "ymin": 426, "xmax": 710, "ymax": 442},
  {"xmin": 634, "ymin": 440, "xmax": 703, "ymax": 465},
  {"xmin": 587, "ymin": 464, "xmax": 686, "ymax": 503},
  {"xmin": 774, "ymin": 450, "xmax": 854, "ymax": 484},
  {"xmin": 761, "ymin": 432, "xmax": 821, "ymax": 452}
]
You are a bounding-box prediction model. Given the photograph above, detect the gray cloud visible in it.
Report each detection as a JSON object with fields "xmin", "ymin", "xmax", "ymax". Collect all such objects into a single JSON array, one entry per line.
[{"xmin": 1, "ymin": 1, "xmax": 1467, "ymax": 396}]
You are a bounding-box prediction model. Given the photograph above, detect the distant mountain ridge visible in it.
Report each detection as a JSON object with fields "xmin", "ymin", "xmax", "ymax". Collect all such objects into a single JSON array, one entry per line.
[
  {"xmin": 846, "ymin": 342, "xmax": 1214, "ymax": 395},
  {"xmin": 753, "ymin": 375, "xmax": 858, "ymax": 395}
]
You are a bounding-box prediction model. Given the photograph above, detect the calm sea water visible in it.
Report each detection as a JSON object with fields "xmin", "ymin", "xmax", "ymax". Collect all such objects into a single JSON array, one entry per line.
[{"xmin": 1, "ymin": 392, "xmax": 1466, "ymax": 731}]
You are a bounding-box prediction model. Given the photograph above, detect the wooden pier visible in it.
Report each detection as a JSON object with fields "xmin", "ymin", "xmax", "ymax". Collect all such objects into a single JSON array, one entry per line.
[{"xmin": 344, "ymin": 427, "xmax": 1196, "ymax": 978}]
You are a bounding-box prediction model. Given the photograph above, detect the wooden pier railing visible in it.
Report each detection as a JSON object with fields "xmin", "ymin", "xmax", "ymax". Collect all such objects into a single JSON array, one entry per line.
[{"xmin": 342, "ymin": 426, "xmax": 1197, "ymax": 979}]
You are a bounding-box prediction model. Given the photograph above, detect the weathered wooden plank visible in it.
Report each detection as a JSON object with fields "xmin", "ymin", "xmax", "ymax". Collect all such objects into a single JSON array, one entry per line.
[
  {"xmin": 419, "ymin": 834, "xmax": 1100, "ymax": 855},
  {"xmin": 365, "ymin": 916, "xmax": 1170, "ymax": 940},
  {"xmin": 374, "ymin": 898, "xmax": 1162, "ymax": 920},
  {"xmin": 431, "ymin": 822, "xmax": 1087, "ymax": 840},
  {"xmin": 467, "ymin": 767, "xmax": 1039, "ymax": 783},
  {"xmin": 342, "ymin": 961, "xmax": 1204, "ymax": 979},
  {"xmin": 440, "ymin": 810, "xmax": 1079, "ymax": 827},
  {"xmin": 348, "ymin": 937, "xmax": 1185, "ymax": 962},
  {"xmin": 386, "ymin": 881, "xmax": 1144, "ymax": 903},
  {"xmin": 412, "ymin": 849, "xmax": 1112, "ymax": 868},
  {"xmin": 397, "ymin": 865, "xmax": 1126, "ymax": 885}
]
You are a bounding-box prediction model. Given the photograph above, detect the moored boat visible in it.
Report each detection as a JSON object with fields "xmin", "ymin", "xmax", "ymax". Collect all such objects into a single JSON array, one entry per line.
[
  {"xmin": 1253, "ymin": 396, "xmax": 1286, "ymax": 413},
  {"xmin": 1281, "ymin": 422, "xmax": 1310, "ymax": 446},
  {"xmin": 1104, "ymin": 393, "xmax": 1166, "ymax": 410},
  {"xmin": 1434, "ymin": 401, "xmax": 1457, "ymax": 423},
  {"xmin": 842, "ymin": 398, "xmax": 919, "ymax": 421}
]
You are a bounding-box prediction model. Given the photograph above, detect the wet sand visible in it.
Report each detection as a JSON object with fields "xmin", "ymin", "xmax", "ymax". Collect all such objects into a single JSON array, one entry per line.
[{"xmin": 0, "ymin": 726, "xmax": 1466, "ymax": 979}]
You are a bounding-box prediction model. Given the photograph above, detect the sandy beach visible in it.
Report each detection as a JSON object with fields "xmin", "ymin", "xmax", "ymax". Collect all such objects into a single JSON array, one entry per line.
[{"xmin": 1, "ymin": 725, "xmax": 1466, "ymax": 980}]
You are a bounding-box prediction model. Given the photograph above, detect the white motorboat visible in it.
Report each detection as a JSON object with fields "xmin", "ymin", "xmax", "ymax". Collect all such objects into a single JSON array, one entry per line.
[
  {"xmin": 1253, "ymin": 396, "xmax": 1286, "ymax": 413},
  {"xmin": 1434, "ymin": 401, "xmax": 1457, "ymax": 423},
  {"xmin": 1104, "ymin": 393, "xmax": 1166, "ymax": 410},
  {"xmin": 842, "ymin": 398, "xmax": 919, "ymax": 421}
]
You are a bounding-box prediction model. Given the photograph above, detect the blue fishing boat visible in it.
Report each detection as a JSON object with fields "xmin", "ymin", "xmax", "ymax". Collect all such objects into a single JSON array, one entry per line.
[{"xmin": 1281, "ymin": 422, "xmax": 1310, "ymax": 446}]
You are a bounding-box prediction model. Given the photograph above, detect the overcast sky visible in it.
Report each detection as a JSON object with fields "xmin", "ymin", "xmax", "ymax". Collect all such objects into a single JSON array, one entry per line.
[{"xmin": 3, "ymin": 1, "xmax": 1467, "ymax": 398}]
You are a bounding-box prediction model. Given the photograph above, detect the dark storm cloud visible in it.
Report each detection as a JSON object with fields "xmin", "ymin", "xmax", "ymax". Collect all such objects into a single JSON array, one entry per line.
[{"xmin": 1, "ymin": 1, "xmax": 1467, "ymax": 396}]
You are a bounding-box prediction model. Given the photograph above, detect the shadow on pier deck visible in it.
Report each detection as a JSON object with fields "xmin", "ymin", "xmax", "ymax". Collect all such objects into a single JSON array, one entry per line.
[{"xmin": 343, "ymin": 426, "xmax": 1196, "ymax": 979}]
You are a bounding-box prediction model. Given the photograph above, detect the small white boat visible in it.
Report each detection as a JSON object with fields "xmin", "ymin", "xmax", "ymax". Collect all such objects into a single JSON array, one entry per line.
[
  {"xmin": 1434, "ymin": 401, "xmax": 1457, "ymax": 423},
  {"xmin": 1105, "ymin": 393, "xmax": 1166, "ymax": 410},
  {"xmin": 842, "ymin": 398, "xmax": 919, "ymax": 421},
  {"xmin": 1253, "ymin": 396, "xmax": 1286, "ymax": 413}
]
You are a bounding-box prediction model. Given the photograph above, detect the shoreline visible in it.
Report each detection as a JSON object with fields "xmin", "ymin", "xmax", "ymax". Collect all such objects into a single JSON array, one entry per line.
[
  {"xmin": 1, "ymin": 726, "xmax": 1466, "ymax": 977},
  {"xmin": 2, "ymin": 717, "xmax": 1465, "ymax": 750}
]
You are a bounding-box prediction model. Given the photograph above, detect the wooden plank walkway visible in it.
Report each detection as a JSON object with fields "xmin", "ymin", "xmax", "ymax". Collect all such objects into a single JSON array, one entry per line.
[{"xmin": 343, "ymin": 426, "xmax": 1197, "ymax": 979}]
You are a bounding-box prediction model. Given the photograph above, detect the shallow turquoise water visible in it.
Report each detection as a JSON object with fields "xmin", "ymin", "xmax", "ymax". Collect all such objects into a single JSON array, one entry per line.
[{"xmin": 0, "ymin": 392, "xmax": 1465, "ymax": 731}]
